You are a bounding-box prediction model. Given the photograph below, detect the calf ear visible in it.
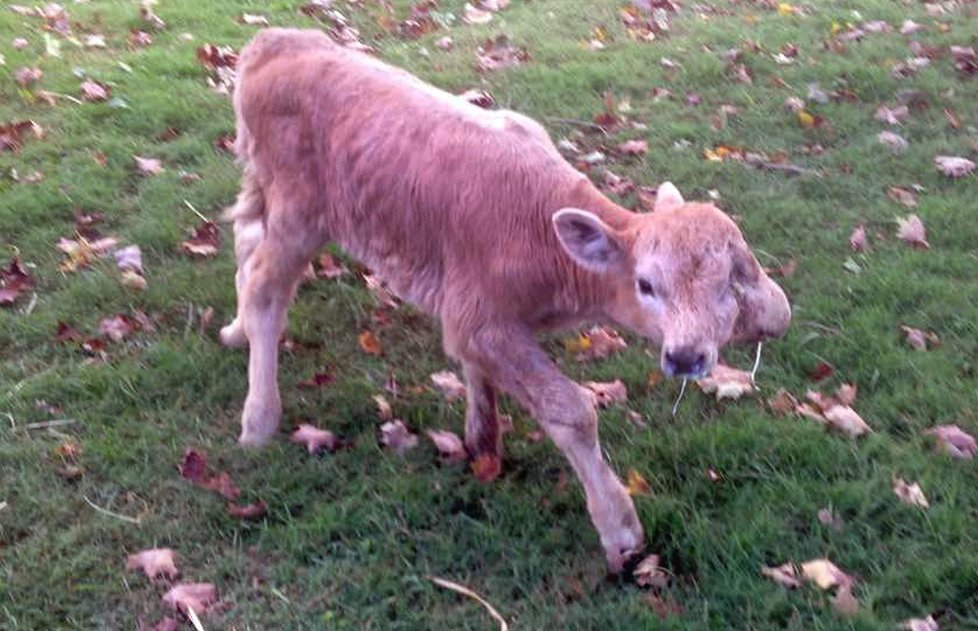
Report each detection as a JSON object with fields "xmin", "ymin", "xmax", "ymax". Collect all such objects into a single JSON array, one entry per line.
[
  {"xmin": 730, "ymin": 238, "xmax": 792, "ymax": 342},
  {"xmin": 653, "ymin": 182, "xmax": 684, "ymax": 212},
  {"xmin": 552, "ymin": 208, "xmax": 627, "ymax": 273}
]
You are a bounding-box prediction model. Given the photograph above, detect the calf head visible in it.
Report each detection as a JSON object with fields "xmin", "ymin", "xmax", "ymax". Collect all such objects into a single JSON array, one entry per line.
[{"xmin": 553, "ymin": 183, "xmax": 791, "ymax": 378}]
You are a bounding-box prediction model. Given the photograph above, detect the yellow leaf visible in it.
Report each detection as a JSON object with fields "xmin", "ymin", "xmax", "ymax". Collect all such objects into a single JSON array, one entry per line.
[
  {"xmin": 704, "ymin": 148, "xmax": 723, "ymax": 162},
  {"xmin": 777, "ymin": 3, "xmax": 797, "ymax": 16},
  {"xmin": 358, "ymin": 330, "xmax": 383, "ymax": 355},
  {"xmin": 830, "ymin": 21, "xmax": 842, "ymax": 35},
  {"xmin": 626, "ymin": 468, "xmax": 651, "ymax": 496},
  {"xmin": 563, "ymin": 334, "xmax": 592, "ymax": 354},
  {"xmin": 797, "ymin": 110, "xmax": 816, "ymax": 128}
]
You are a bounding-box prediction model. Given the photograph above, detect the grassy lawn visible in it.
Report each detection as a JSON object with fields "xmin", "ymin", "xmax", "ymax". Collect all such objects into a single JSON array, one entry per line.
[{"xmin": 2, "ymin": 0, "xmax": 978, "ymax": 628}]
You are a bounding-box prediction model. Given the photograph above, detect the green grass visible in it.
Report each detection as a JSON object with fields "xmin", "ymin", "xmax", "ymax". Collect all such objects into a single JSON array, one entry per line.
[{"xmin": 2, "ymin": 0, "xmax": 978, "ymax": 628}]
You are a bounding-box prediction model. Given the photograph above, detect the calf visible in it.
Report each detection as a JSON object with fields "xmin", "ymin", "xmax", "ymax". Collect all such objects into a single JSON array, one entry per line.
[{"xmin": 221, "ymin": 28, "xmax": 791, "ymax": 571}]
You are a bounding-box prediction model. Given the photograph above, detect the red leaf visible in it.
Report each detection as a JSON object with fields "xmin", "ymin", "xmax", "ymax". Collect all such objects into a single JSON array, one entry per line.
[{"xmin": 226, "ymin": 500, "xmax": 267, "ymax": 520}]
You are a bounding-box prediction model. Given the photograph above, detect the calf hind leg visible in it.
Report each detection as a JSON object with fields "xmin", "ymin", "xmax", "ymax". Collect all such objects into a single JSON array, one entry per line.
[
  {"xmin": 237, "ymin": 229, "xmax": 319, "ymax": 446},
  {"xmin": 221, "ymin": 173, "xmax": 265, "ymax": 348}
]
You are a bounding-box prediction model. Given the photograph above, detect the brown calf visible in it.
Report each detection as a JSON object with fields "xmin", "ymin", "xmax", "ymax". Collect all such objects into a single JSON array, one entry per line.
[{"xmin": 221, "ymin": 28, "xmax": 791, "ymax": 570}]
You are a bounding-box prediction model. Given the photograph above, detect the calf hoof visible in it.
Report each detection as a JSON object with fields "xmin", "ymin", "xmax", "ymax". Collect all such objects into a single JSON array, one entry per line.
[
  {"xmin": 602, "ymin": 519, "xmax": 646, "ymax": 574},
  {"xmin": 219, "ymin": 320, "xmax": 247, "ymax": 348},
  {"xmin": 239, "ymin": 398, "xmax": 280, "ymax": 447}
]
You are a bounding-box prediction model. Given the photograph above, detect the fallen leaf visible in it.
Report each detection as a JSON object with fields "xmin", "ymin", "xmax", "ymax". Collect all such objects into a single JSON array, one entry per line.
[
  {"xmin": 570, "ymin": 325, "xmax": 627, "ymax": 361},
  {"xmin": 380, "ymin": 420, "xmax": 418, "ymax": 454},
  {"xmin": 934, "ymin": 155, "xmax": 975, "ymax": 178},
  {"xmin": 126, "ymin": 548, "xmax": 179, "ymax": 581},
  {"xmin": 226, "ymin": 500, "xmax": 267, "ymax": 520},
  {"xmin": 875, "ymin": 104, "xmax": 909, "ymax": 125},
  {"xmin": 129, "ymin": 29, "xmax": 153, "ymax": 48},
  {"xmin": 899, "ymin": 20, "xmax": 924, "ymax": 35},
  {"xmin": 316, "ymin": 252, "xmax": 347, "ymax": 278},
  {"xmin": 896, "ymin": 214, "xmax": 929, "ymax": 249},
  {"xmin": 901, "ymin": 615, "xmax": 939, "ymax": 631},
  {"xmin": 178, "ymin": 449, "xmax": 240, "ymax": 500},
  {"xmin": 12, "ymin": 37, "xmax": 29, "ymax": 50},
  {"xmin": 583, "ymin": 380, "xmax": 628, "ymax": 407},
  {"xmin": 114, "ymin": 245, "xmax": 143, "ymax": 274},
  {"xmin": 762, "ymin": 562, "xmax": 802, "ymax": 588},
  {"xmin": 98, "ymin": 314, "xmax": 136, "ymax": 342},
  {"xmin": 426, "ymin": 429, "xmax": 467, "ymax": 463},
  {"xmin": 140, "ymin": 0, "xmax": 167, "ymax": 30},
  {"xmin": 462, "ymin": 3, "xmax": 493, "ymax": 24},
  {"xmin": 618, "ymin": 139, "xmax": 648, "ymax": 156},
  {"xmin": 80, "ymin": 80, "xmax": 110, "ymax": 102},
  {"xmin": 893, "ymin": 477, "xmax": 929, "ymax": 508},
  {"xmin": 800, "ymin": 558, "xmax": 853, "ymax": 590},
  {"xmin": 358, "ymin": 330, "xmax": 383, "ymax": 355},
  {"xmin": 290, "ymin": 424, "xmax": 339, "ymax": 454},
  {"xmin": 180, "ymin": 221, "xmax": 220, "ymax": 257},
  {"xmin": 55, "ymin": 321, "xmax": 83, "ymax": 342},
  {"xmin": 435, "ymin": 36, "xmax": 454, "ymax": 51},
  {"xmin": 696, "ymin": 364, "xmax": 754, "ymax": 400},
  {"xmin": 878, "ymin": 130, "xmax": 908, "ymax": 152},
  {"xmin": 924, "ymin": 425, "xmax": 977, "ymax": 459},
  {"xmin": 297, "ymin": 368, "xmax": 334, "ymax": 389},
  {"xmin": 0, "ymin": 120, "xmax": 42, "ymax": 153},
  {"xmin": 430, "ymin": 370, "xmax": 466, "ymax": 402},
  {"xmin": 240, "ymin": 13, "xmax": 269, "ymax": 26},
  {"xmin": 471, "ymin": 453, "xmax": 501, "ymax": 482},
  {"xmin": 849, "ymin": 225, "xmax": 868, "ymax": 252},
  {"xmin": 900, "ymin": 325, "xmax": 940, "ymax": 351},
  {"xmin": 476, "ymin": 35, "xmax": 530, "ymax": 72},
  {"xmin": 768, "ymin": 389, "xmax": 798, "ymax": 415},
  {"xmin": 784, "ymin": 96, "xmax": 805, "ymax": 113},
  {"xmin": 373, "ymin": 394, "xmax": 393, "ymax": 421},
  {"xmin": 951, "ymin": 45, "xmax": 977, "ymax": 77},
  {"xmin": 626, "ymin": 467, "xmax": 651, "ymax": 496},
  {"xmin": 633, "ymin": 554, "xmax": 668, "ymax": 588},
  {"xmin": 15, "ymin": 67, "xmax": 43, "ymax": 86},
  {"xmin": 134, "ymin": 155, "xmax": 163, "ymax": 175},
  {"xmin": 0, "ymin": 257, "xmax": 34, "ymax": 306},
  {"xmin": 887, "ymin": 186, "xmax": 918, "ymax": 207},
  {"xmin": 823, "ymin": 405, "xmax": 871, "ymax": 437},
  {"xmin": 162, "ymin": 583, "xmax": 218, "ymax": 616}
]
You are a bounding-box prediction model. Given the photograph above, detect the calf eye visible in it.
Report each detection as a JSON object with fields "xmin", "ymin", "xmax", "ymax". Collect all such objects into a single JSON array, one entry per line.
[{"xmin": 637, "ymin": 278, "xmax": 654, "ymax": 296}]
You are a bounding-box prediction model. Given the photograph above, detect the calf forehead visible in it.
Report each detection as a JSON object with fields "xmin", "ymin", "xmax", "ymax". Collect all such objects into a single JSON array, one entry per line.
[{"xmin": 634, "ymin": 204, "xmax": 739, "ymax": 274}]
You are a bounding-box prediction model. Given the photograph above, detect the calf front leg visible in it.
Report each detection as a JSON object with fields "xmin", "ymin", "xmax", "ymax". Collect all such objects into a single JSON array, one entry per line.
[
  {"xmin": 462, "ymin": 362, "xmax": 501, "ymax": 475},
  {"xmin": 461, "ymin": 326, "xmax": 644, "ymax": 571}
]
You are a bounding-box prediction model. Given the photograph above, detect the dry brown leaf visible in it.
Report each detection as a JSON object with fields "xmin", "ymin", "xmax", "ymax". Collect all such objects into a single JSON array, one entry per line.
[
  {"xmin": 226, "ymin": 500, "xmax": 267, "ymax": 520},
  {"xmin": 900, "ymin": 325, "xmax": 940, "ymax": 351},
  {"xmin": 887, "ymin": 186, "xmax": 918, "ymax": 208},
  {"xmin": 823, "ymin": 405, "xmax": 871, "ymax": 437},
  {"xmin": 768, "ymin": 389, "xmax": 798, "ymax": 416},
  {"xmin": 849, "ymin": 225, "xmax": 868, "ymax": 252},
  {"xmin": 0, "ymin": 257, "xmax": 34, "ymax": 306},
  {"xmin": 178, "ymin": 449, "xmax": 240, "ymax": 501},
  {"xmin": 162, "ymin": 583, "xmax": 218, "ymax": 616},
  {"xmin": 134, "ymin": 155, "xmax": 163, "ymax": 175},
  {"xmin": 358, "ymin": 330, "xmax": 383, "ymax": 355},
  {"xmin": 15, "ymin": 67, "xmax": 43, "ymax": 86},
  {"xmin": 878, "ymin": 130, "xmax": 908, "ymax": 152},
  {"xmin": 696, "ymin": 364, "xmax": 754, "ymax": 400},
  {"xmin": 431, "ymin": 370, "xmax": 466, "ymax": 402},
  {"xmin": 901, "ymin": 615, "xmax": 939, "ymax": 631},
  {"xmin": 569, "ymin": 325, "xmax": 628, "ymax": 361},
  {"xmin": 180, "ymin": 221, "xmax": 220, "ymax": 257},
  {"xmin": 476, "ymin": 35, "xmax": 530, "ymax": 72},
  {"xmin": 80, "ymin": 80, "xmax": 110, "ymax": 102},
  {"xmin": 380, "ymin": 420, "xmax": 418, "ymax": 454},
  {"xmin": 896, "ymin": 214, "xmax": 929, "ymax": 249},
  {"xmin": 471, "ymin": 453, "xmax": 502, "ymax": 482},
  {"xmin": 583, "ymin": 380, "xmax": 628, "ymax": 407},
  {"xmin": 290, "ymin": 424, "xmax": 339, "ymax": 454},
  {"xmin": 934, "ymin": 155, "xmax": 975, "ymax": 178},
  {"xmin": 893, "ymin": 477, "xmax": 929, "ymax": 508},
  {"xmin": 126, "ymin": 548, "xmax": 179, "ymax": 581},
  {"xmin": 800, "ymin": 558, "xmax": 854, "ymax": 590},
  {"xmin": 1, "ymin": 120, "xmax": 43, "ymax": 153},
  {"xmin": 618, "ymin": 139, "xmax": 649, "ymax": 156},
  {"xmin": 462, "ymin": 3, "xmax": 493, "ymax": 24},
  {"xmin": 762, "ymin": 562, "xmax": 802, "ymax": 588},
  {"xmin": 634, "ymin": 554, "xmax": 668, "ymax": 588},
  {"xmin": 426, "ymin": 429, "xmax": 467, "ymax": 463},
  {"xmin": 626, "ymin": 467, "xmax": 651, "ymax": 496},
  {"xmin": 924, "ymin": 425, "xmax": 977, "ymax": 459}
]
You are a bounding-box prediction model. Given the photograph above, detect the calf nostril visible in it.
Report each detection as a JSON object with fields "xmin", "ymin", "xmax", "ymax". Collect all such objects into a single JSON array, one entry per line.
[{"xmin": 665, "ymin": 349, "xmax": 706, "ymax": 376}]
